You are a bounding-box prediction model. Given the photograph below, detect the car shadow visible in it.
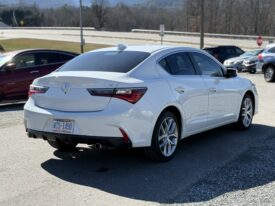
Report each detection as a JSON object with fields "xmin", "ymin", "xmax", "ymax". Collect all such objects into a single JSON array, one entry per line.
[
  {"xmin": 41, "ymin": 124, "xmax": 275, "ymax": 204},
  {"xmin": 0, "ymin": 103, "xmax": 24, "ymax": 112}
]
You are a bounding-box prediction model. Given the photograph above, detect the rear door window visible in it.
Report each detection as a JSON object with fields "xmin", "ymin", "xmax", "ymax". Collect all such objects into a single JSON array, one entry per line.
[
  {"xmin": 58, "ymin": 53, "xmax": 76, "ymax": 61},
  {"xmin": 14, "ymin": 53, "xmax": 35, "ymax": 69},
  {"xmin": 160, "ymin": 52, "xmax": 196, "ymax": 75},
  {"xmin": 35, "ymin": 52, "xmax": 63, "ymax": 65},
  {"xmin": 58, "ymin": 51, "xmax": 150, "ymax": 73}
]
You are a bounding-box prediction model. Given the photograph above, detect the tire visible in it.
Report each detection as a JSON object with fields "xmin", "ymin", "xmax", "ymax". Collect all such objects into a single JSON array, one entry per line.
[
  {"xmin": 236, "ymin": 94, "xmax": 254, "ymax": 130},
  {"xmin": 145, "ymin": 111, "xmax": 180, "ymax": 162},
  {"xmin": 47, "ymin": 139, "xmax": 77, "ymax": 151},
  {"xmin": 249, "ymin": 68, "xmax": 256, "ymax": 74},
  {"xmin": 264, "ymin": 66, "xmax": 275, "ymax": 82}
]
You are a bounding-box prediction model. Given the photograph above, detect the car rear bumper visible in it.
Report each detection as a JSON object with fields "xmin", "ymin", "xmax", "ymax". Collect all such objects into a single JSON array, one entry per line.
[
  {"xmin": 27, "ymin": 129, "xmax": 132, "ymax": 148},
  {"xmin": 24, "ymin": 98, "xmax": 155, "ymax": 148}
]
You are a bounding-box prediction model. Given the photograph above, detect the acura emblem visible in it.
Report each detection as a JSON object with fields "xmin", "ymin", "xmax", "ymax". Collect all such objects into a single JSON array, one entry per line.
[{"xmin": 61, "ymin": 83, "xmax": 71, "ymax": 94}]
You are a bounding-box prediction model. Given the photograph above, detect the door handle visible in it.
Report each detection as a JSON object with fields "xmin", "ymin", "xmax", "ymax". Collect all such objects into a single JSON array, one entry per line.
[
  {"xmin": 209, "ymin": 88, "xmax": 217, "ymax": 93},
  {"xmin": 30, "ymin": 70, "xmax": 39, "ymax": 74},
  {"xmin": 175, "ymin": 87, "xmax": 185, "ymax": 94}
]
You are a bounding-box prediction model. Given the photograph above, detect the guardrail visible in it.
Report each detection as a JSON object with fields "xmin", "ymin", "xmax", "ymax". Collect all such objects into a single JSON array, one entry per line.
[
  {"xmin": 0, "ymin": 27, "xmax": 95, "ymax": 31},
  {"xmin": 132, "ymin": 29, "xmax": 275, "ymax": 41}
]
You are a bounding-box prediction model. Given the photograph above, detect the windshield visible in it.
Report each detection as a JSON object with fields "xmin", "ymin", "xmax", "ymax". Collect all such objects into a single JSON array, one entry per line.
[
  {"xmin": 0, "ymin": 55, "xmax": 12, "ymax": 67},
  {"xmin": 58, "ymin": 51, "xmax": 151, "ymax": 73},
  {"xmin": 241, "ymin": 50, "xmax": 262, "ymax": 57}
]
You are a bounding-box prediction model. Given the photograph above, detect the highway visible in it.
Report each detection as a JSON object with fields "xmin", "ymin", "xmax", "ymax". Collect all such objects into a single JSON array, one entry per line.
[{"xmin": 0, "ymin": 29, "xmax": 267, "ymax": 50}]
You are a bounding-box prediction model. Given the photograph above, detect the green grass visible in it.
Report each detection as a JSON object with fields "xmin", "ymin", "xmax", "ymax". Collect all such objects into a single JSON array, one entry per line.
[{"xmin": 0, "ymin": 38, "xmax": 109, "ymax": 53}]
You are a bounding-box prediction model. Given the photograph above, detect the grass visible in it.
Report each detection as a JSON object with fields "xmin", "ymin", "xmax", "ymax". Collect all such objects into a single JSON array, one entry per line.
[{"xmin": 0, "ymin": 38, "xmax": 109, "ymax": 53}]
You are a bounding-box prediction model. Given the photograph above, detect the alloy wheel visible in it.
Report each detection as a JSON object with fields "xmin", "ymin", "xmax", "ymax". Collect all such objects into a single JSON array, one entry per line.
[
  {"xmin": 265, "ymin": 67, "xmax": 274, "ymax": 82},
  {"xmin": 241, "ymin": 97, "xmax": 253, "ymax": 128},
  {"xmin": 158, "ymin": 117, "xmax": 179, "ymax": 157}
]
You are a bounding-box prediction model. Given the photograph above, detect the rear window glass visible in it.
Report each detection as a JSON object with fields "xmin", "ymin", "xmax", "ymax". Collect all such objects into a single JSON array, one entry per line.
[{"xmin": 58, "ymin": 51, "xmax": 150, "ymax": 73}]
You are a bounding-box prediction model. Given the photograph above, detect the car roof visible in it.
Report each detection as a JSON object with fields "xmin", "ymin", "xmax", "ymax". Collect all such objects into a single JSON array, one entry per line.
[
  {"xmin": 92, "ymin": 45, "xmax": 183, "ymax": 54},
  {"xmin": 204, "ymin": 45, "xmax": 240, "ymax": 49},
  {"xmin": 265, "ymin": 43, "xmax": 275, "ymax": 49},
  {"xmin": 1, "ymin": 49, "xmax": 78, "ymax": 57}
]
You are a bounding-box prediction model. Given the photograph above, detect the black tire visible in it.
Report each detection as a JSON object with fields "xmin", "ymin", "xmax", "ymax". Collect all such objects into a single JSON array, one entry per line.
[
  {"xmin": 145, "ymin": 111, "xmax": 180, "ymax": 162},
  {"xmin": 264, "ymin": 65, "xmax": 275, "ymax": 82},
  {"xmin": 236, "ymin": 94, "xmax": 254, "ymax": 130},
  {"xmin": 47, "ymin": 139, "xmax": 77, "ymax": 151},
  {"xmin": 249, "ymin": 68, "xmax": 256, "ymax": 74}
]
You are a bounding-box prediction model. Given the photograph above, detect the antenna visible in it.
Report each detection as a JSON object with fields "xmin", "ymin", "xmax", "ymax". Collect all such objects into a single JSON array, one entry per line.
[{"xmin": 117, "ymin": 43, "xmax": 127, "ymax": 51}]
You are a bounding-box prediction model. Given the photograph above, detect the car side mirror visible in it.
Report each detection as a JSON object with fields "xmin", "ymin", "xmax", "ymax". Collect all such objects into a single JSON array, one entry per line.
[
  {"xmin": 3, "ymin": 63, "xmax": 16, "ymax": 72},
  {"xmin": 226, "ymin": 68, "xmax": 237, "ymax": 78}
]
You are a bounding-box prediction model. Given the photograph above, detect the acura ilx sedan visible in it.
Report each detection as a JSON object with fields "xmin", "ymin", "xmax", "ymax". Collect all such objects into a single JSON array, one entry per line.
[{"xmin": 24, "ymin": 45, "xmax": 258, "ymax": 161}]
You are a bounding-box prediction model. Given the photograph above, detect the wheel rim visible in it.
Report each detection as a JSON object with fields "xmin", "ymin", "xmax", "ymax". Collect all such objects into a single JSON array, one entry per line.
[
  {"xmin": 265, "ymin": 67, "xmax": 274, "ymax": 81},
  {"xmin": 241, "ymin": 97, "xmax": 253, "ymax": 127},
  {"xmin": 158, "ymin": 117, "xmax": 179, "ymax": 157}
]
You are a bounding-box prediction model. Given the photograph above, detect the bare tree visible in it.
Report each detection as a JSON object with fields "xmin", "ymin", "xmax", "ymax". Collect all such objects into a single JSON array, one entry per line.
[{"xmin": 91, "ymin": 0, "xmax": 109, "ymax": 30}]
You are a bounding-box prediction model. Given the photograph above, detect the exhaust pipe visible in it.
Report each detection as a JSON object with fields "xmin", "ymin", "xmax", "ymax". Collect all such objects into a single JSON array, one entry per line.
[{"xmin": 95, "ymin": 143, "xmax": 102, "ymax": 150}]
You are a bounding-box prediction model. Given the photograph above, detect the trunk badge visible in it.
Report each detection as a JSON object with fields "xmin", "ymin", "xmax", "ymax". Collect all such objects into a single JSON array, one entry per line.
[{"xmin": 61, "ymin": 83, "xmax": 71, "ymax": 94}]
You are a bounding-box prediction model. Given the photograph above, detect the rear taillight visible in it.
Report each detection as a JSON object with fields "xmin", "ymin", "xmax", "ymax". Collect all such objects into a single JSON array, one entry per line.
[
  {"xmin": 28, "ymin": 85, "xmax": 49, "ymax": 97},
  {"xmin": 258, "ymin": 53, "xmax": 263, "ymax": 61},
  {"xmin": 87, "ymin": 87, "xmax": 147, "ymax": 104}
]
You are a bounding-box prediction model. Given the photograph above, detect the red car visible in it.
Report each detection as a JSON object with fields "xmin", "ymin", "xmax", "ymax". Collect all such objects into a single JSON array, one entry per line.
[{"xmin": 0, "ymin": 49, "xmax": 78, "ymax": 104}]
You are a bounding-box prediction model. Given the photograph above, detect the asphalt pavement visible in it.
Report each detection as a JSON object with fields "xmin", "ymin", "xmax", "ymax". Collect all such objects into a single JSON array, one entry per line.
[{"xmin": 0, "ymin": 73, "xmax": 274, "ymax": 206}]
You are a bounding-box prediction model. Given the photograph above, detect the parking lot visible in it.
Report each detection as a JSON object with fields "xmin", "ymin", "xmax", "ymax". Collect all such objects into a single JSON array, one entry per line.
[{"xmin": 0, "ymin": 73, "xmax": 274, "ymax": 206}]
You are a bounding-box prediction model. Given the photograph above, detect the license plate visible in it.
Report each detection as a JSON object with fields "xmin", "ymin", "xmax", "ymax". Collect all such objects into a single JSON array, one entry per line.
[{"xmin": 52, "ymin": 119, "xmax": 74, "ymax": 134}]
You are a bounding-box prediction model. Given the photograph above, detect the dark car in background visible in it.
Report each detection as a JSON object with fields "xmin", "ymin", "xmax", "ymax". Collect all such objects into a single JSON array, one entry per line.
[
  {"xmin": 223, "ymin": 49, "xmax": 263, "ymax": 73},
  {"xmin": 204, "ymin": 45, "xmax": 244, "ymax": 63},
  {"xmin": 0, "ymin": 49, "xmax": 78, "ymax": 104},
  {"xmin": 256, "ymin": 44, "xmax": 275, "ymax": 82}
]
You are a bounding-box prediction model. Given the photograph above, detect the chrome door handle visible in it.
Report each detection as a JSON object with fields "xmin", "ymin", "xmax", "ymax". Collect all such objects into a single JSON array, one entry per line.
[
  {"xmin": 209, "ymin": 88, "xmax": 217, "ymax": 93},
  {"xmin": 175, "ymin": 87, "xmax": 185, "ymax": 94},
  {"xmin": 30, "ymin": 70, "xmax": 39, "ymax": 74}
]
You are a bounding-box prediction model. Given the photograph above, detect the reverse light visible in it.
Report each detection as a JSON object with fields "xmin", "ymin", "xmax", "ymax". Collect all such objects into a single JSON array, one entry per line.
[
  {"xmin": 87, "ymin": 87, "xmax": 147, "ymax": 104},
  {"xmin": 28, "ymin": 85, "xmax": 49, "ymax": 97}
]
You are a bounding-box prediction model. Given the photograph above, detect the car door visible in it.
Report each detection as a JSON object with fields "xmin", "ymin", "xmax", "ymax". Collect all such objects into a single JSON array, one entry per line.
[
  {"xmin": 158, "ymin": 52, "xmax": 209, "ymax": 135},
  {"xmin": 189, "ymin": 51, "xmax": 240, "ymax": 127},
  {"xmin": 0, "ymin": 52, "xmax": 39, "ymax": 100}
]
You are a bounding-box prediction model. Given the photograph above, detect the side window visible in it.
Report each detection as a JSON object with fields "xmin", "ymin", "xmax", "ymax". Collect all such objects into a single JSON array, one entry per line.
[
  {"xmin": 159, "ymin": 58, "xmax": 171, "ymax": 73},
  {"xmin": 14, "ymin": 53, "xmax": 35, "ymax": 69},
  {"xmin": 268, "ymin": 47, "xmax": 275, "ymax": 53},
  {"xmin": 191, "ymin": 52, "xmax": 224, "ymax": 77},
  {"xmin": 159, "ymin": 52, "xmax": 196, "ymax": 75},
  {"xmin": 235, "ymin": 47, "xmax": 244, "ymax": 55},
  {"xmin": 58, "ymin": 53, "xmax": 75, "ymax": 62},
  {"xmin": 35, "ymin": 52, "xmax": 62, "ymax": 66}
]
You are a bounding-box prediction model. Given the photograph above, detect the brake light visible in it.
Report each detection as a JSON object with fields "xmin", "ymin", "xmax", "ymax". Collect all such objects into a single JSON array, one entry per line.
[
  {"xmin": 258, "ymin": 53, "xmax": 263, "ymax": 61},
  {"xmin": 28, "ymin": 85, "xmax": 49, "ymax": 97},
  {"xmin": 87, "ymin": 87, "xmax": 147, "ymax": 104}
]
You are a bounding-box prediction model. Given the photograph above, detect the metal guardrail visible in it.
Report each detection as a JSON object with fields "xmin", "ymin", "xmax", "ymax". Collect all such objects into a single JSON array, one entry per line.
[
  {"xmin": 132, "ymin": 29, "xmax": 275, "ymax": 41},
  {"xmin": 0, "ymin": 27, "xmax": 95, "ymax": 31}
]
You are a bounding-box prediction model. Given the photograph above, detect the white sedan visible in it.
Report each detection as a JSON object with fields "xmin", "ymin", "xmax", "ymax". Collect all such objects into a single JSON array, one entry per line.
[{"xmin": 24, "ymin": 45, "xmax": 258, "ymax": 161}]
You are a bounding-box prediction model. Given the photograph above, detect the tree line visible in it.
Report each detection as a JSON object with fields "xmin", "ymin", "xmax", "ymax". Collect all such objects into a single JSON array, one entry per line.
[{"xmin": 0, "ymin": 0, "xmax": 274, "ymax": 36}]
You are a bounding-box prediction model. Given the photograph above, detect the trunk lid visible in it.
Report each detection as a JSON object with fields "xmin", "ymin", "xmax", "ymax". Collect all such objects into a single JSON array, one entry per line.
[{"xmin": 33, "ymin": 71, "xmax": 127, "ymax": 112}]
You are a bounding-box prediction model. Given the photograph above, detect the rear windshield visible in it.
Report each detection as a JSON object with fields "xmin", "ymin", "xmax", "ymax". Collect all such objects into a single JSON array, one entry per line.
[{"xmin": 58, "ymin": 51, "xmax": 150, "ymax": 73}]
